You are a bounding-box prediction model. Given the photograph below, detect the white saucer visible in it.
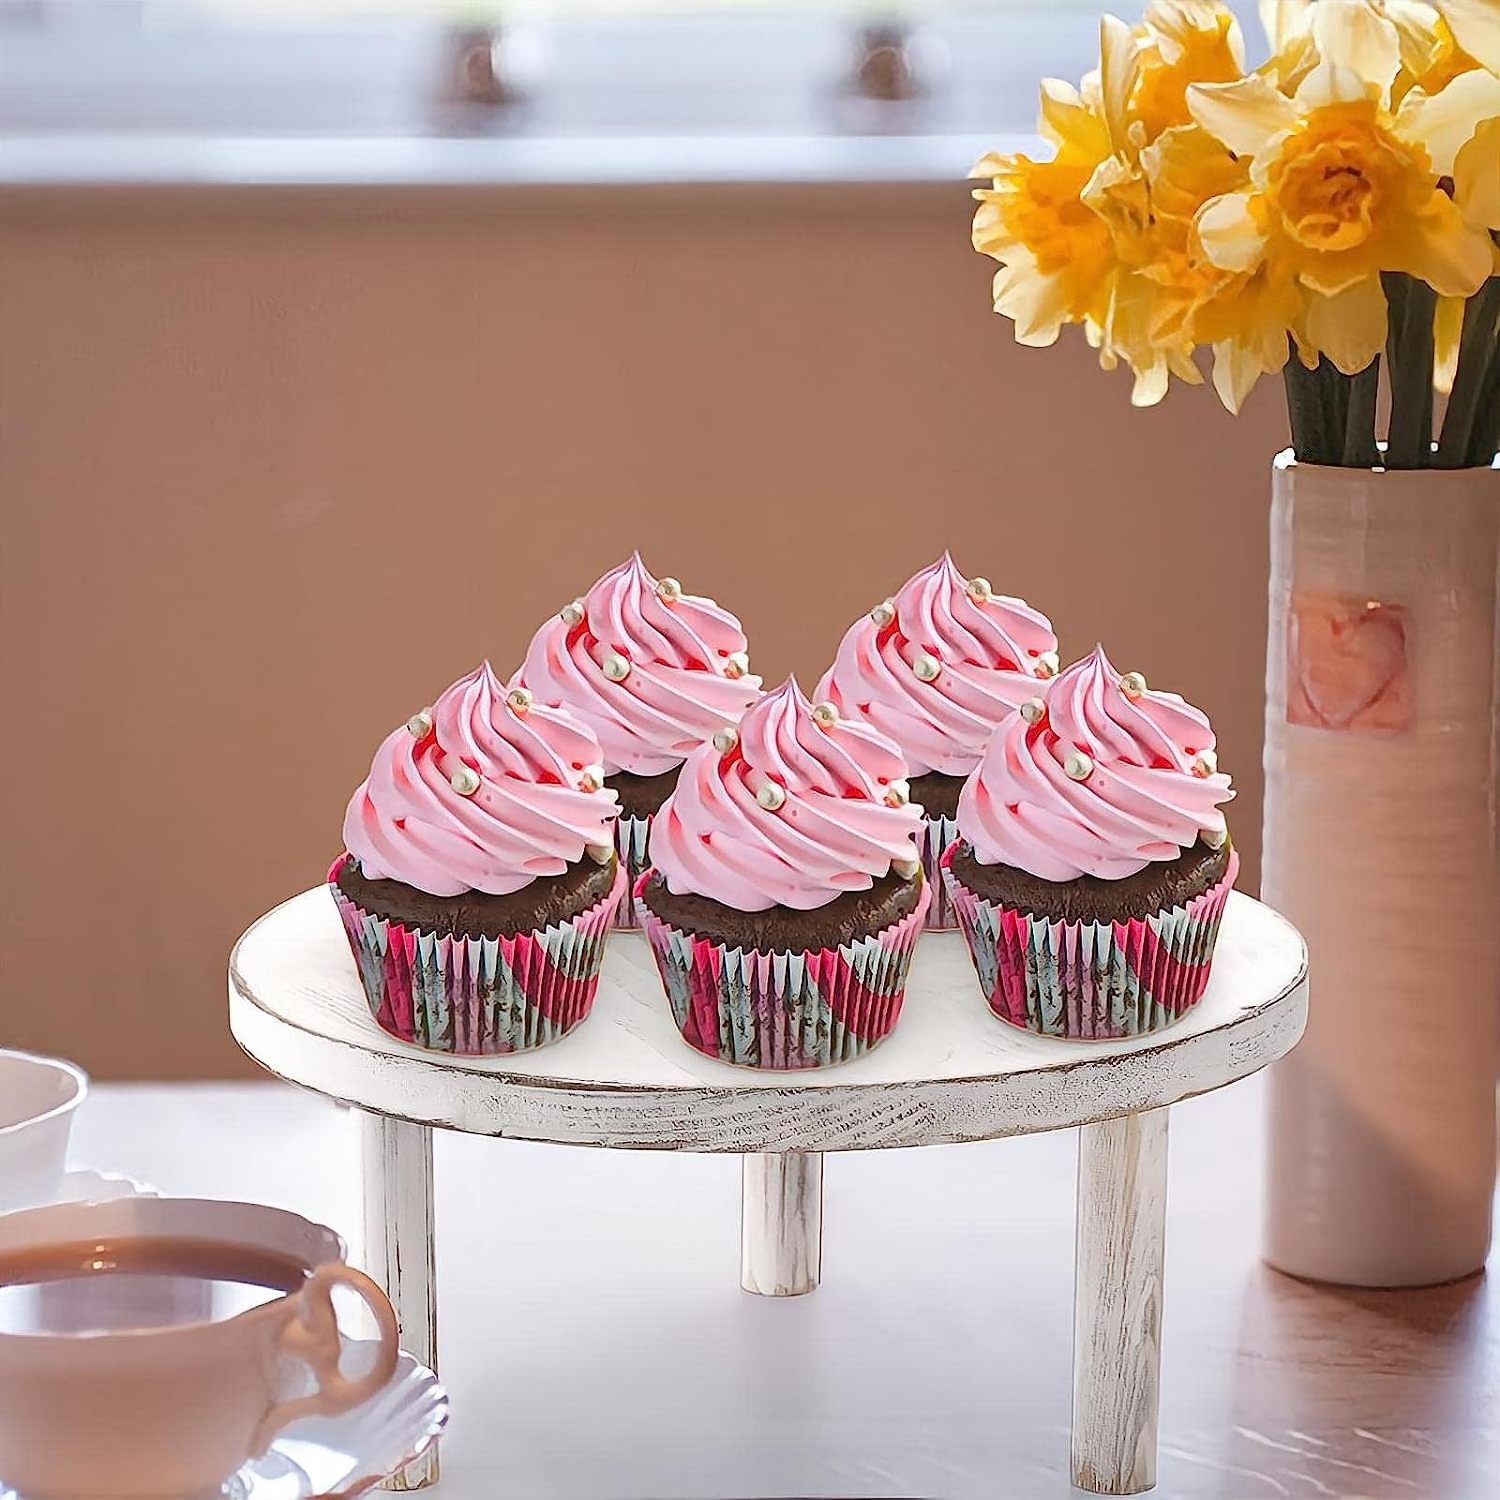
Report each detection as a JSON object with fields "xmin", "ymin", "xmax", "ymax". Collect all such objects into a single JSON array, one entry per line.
[
  {"xmin": 52, "ymin": 1167, "xmax": 157, "ymax": 1203},
  {"xmin": 0, "ymin": 1167, "xmax": 155, "ymax": 1217},
  {"xmin": 2, "ymin": 1338, "xmax": 447, "ymax": 1500},
  {"xmin": 225, "ymin": 1337, "xmax": 447, "ymax": 1499}
]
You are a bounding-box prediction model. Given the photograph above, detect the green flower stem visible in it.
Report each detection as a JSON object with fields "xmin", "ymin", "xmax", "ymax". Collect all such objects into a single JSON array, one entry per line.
[
  {"xmin": 1284, "ymin": 347, "xmax": 1357, "ymax": 466},
  {"xmin": 1471, "ymin": 342, "xmax": 1500, "ymax": 468},
  {"xmin": 1384, "ymin": 272, "xmax": 1437, "ymax": 470},
  {"xmin": 1342, "ymin": 358, "xmax": 1381, "ymax": 469},
  {"xmin": 1437, "ymin": 276, "xmax": 1500, "ymax": 469}
]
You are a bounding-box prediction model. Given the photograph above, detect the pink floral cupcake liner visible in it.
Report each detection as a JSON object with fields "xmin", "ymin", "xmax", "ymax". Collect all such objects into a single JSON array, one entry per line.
[
  {"xmin": 920, "ymin": 814, "xmax": 960, "ymax": 931},
  {"xmin": 941, "ymin": 845, "xmax": 1239, "ymax": 1039},
  {"xmin": 611, "ymin": 813, "xmax": 651, "ymax": 930},
  {"xmin": 329, "ymin": 855, "xmax": 625, "ymax": 1055},
  {"xmin": 636, "ymin": 869, "xmax": 931, "ymax": 1069}
]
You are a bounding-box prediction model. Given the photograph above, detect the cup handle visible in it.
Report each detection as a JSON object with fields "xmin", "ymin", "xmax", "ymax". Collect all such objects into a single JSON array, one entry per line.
[{"xmin": 252, "ymin": 1263, "xmax": 401, "ymax": 1455}]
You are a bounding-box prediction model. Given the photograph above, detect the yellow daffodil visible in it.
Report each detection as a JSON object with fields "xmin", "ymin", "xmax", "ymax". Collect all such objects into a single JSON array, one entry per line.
[
  {"xmin": 1441, "ymin": 0, "xmax": 1500, "ymax": 73},
  {"xmin": 974, "ymin": 4, "xmax": 1250, "ymax": 403},
  {"xmin": 1188, "ymin": 0, "xmax": 1496, "ymax": 376},
  {"xmin": 1264, "ymin": 1, "xmax": 1484, "ymax": 99},
  {"xmin": 1435, "ymin": 293, "xmax": 1467, "ymax": 389},
  {"xmin": 1077, "ymin": 8, "xmax": 1244, "ymax": 401},
  {"xmin": 1131, "ymin": 0, "xmax": 1246, "ymax": 142},
  {"xmin": 1389, "ymin": 2, "xmax": 1481, "ymax": 96},
  {"xmin": 1454, "ymin": 115, "xmax": 1500, "ymax": 235},
  {"xmin": 972, "ymin": 0, "xmax": 1498, "ymax": 415},
  {"xmin": 1139, "ymin": 118, "xmax": 1306, "ymax": 409},
  {"xmin": 1434, "ymin": 53, "xmax": 1500, "ymax": 392},
  {"xmin": 972, "ymin": 79, "xmax": 1118, "ymax": 347}
]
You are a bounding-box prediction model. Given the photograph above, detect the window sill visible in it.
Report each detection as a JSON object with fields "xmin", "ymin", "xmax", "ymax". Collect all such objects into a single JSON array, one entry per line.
[{"xmin": 0, "ymin": 130, "xmax": 1035, "ymax": 197}]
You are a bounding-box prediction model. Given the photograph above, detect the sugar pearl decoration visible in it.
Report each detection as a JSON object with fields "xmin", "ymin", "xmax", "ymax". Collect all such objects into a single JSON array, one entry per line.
[
  {"xmin": 1192, "ymin": 748, "xmax": 1219, "ymax": 778},
  {"xmin": 1035, "ymin": 651, "xmax": 1060, "ymax": 679},
  {"xmin": 912, "ymin": 653, "xmax": 941, "ymax": 683},
  {"xmin": 756, "ymin": 781, "xmax": 786, "ymax": 812},
  {"xmin": 893, "ymin": 858, "xmax": 921, "ymax": 880},
  {"xmin": 506, "ymin": 686, "xmax": 533, "ymax": 714},
  {"xmin": 656, "ymin": 576, "xmax": 683, "ymax": 602},
  {"xmin": 1019, "ymin": 697, "xmax": 1046, "ymax": 726},
  {"xmin": 406, "ymin": 709, "xmax": 433, "ymax": 739},
  {"xmin": 711, "ymin": 726, "xmax": 739, "ymax": 754},
  {"xmin": 602, "ymin": 651, "xmax": 632, "ymax": 682},
  {"xmin": 870, "ymin": 600, "xmax": 895, "ymax": 627},
  {"xmin": 967, "ymin": 577, "xmax": 992, "ymax": 601},
  {"xmin": 1064, "ymin": 750, "xmax": 1094, "ymax": 782},
  {"xmin": 724, "ymin": 651, "xmax": 750, "ymax": 679},
  {"xmin": 579, "ymin": 765, "xmax": 606, "ymax": 792},
  {"xmin": 885, "ymin": 779, "xmax": 910, "ymax": 808},
  {"xmin": 559, "ymin": 600, "xmax": 585, "ymax": 626},
  {"xmin": 1120, "ymin": 670, "xmax": 1147, "ymax": 699},
  {"xmin": 811, "ymin": 701, "xmax": 839, "ymax": 727},
  {"xmin": 450, "ymin": 765, "xmax": 481, "ymax": 796},
  {"xmin": 587, "ymin": 842, "xmax": 615, "ymax": 864},
  {"xmin": 1201, "ymin": 826, "xmax": 1228, "ymax": 850}
]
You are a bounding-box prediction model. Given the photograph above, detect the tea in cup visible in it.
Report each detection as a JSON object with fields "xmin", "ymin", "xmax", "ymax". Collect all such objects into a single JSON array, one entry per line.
[
  {"xmin": 0, "ymin": 1195, "xmax": 399, "ymax": 1498},
  {"xmin": 0, "ymin": 1050, "xmax": 87, "ymax": 1212}
]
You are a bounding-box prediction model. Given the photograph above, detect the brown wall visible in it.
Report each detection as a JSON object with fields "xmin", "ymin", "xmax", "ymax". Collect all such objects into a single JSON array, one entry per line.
[{"xmin": 0, "ymin": 182, "xmax": 1285, "ymax": 1078}]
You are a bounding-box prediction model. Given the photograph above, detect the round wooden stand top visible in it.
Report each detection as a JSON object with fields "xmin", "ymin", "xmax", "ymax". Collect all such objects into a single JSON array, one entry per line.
[{"xmin": 228, "ymin": 888, "xmax": 1307, "ymax": 1154}]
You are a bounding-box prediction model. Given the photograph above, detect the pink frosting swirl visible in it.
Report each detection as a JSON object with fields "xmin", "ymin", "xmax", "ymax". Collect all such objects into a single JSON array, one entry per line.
[
  {"xmin": 957, "ymin": 646, "xmax": 1233, "ymax": 882},
  {"xmin": 515, "ymin": 553, "xmax": 763, "ymax": 776},
  {"xmin": 815, "ymin": 553, "xmax": 1057, "ymax": 778},
  {"xmin": 649, "ymin": 678, "xmax": 925, "ymax": 912},
  {"xmin": 342, "ymin": 663, "xmax": 621, "ymax": 898}
]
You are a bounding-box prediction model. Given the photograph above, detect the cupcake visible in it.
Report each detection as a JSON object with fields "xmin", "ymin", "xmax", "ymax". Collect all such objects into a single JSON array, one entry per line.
[
  {"xmin": 816, "ymin": 552, "xmax": 1057, "ymax": 929},
  {"xmin": 514, "ymin": 553, "xmax": 762, "ymax": 927},
  {"xmin": 942, "ymin": 646, "xmax": 1237, "ymax": 1039},
  {"xmin": 637, "ymin": 678, "xmax": 931, "ymax": 1069},
  {"xmin": 331, "ymin": 662, "xmax": 626, "ymax": 1054}
]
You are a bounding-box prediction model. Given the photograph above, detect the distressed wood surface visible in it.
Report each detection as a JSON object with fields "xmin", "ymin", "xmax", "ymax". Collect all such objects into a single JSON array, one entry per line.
[
  {"xmin": 229, "ymin": 889, "xmax": 1306, "ymax": 1152},
  {"xmin": 360, "ymin": 1113, "xmax": 439, "ymax": 1491},
  {"xmin": 741, "ymin": 1151, "xmax": 822, "ymax": 1296},
  {"xmin": 1072, "ymin": 1109, "xmax": 1169, "ymax": 1496}
]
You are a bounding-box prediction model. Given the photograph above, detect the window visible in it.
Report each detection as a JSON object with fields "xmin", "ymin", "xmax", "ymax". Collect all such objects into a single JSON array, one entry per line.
[{"xmin": 0, "ymin": 3, "xmax": 1266, "ymax": 180}]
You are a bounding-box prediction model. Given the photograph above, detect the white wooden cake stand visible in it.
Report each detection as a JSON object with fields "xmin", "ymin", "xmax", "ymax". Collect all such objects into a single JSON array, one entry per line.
[{"xmin": 229, "ymin": 887, "xmax": 1307, "ymax": 1497}]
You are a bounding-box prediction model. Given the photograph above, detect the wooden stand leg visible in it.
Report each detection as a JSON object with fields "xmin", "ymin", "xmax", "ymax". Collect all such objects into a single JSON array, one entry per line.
[
  {"xmin": 1071, "ymin": 1109, "xmax": 1169, "ymax": 1496},
  {"xmin": 740, "ymin": 1151, "xmax": 822, "ymax": 1296},
  {"xmin": 360, "ymin": 1112, "xmax": 439, "ymax": 1490}
]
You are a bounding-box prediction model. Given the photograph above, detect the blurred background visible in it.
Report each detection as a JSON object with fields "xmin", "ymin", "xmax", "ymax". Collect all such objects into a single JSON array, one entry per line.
[{"xmin": 0, "ymin": 0, "xmax": 1283, "ymax": 1078}]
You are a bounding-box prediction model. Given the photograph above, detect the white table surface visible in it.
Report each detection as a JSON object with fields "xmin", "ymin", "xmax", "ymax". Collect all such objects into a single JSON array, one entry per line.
[{"xmin": 71, "ymin": 1080, "xmax": 1499, "ymax": 1500}]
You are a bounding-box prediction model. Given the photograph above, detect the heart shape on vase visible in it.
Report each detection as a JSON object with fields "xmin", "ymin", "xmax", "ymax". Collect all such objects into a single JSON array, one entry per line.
[{"xmin": 1286, "ymin": 594, "xmax": 1413, "ymax": 732}]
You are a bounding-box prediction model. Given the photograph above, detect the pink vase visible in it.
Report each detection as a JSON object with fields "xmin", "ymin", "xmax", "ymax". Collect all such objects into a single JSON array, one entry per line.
[{"xmin": 1262, "ymin": 451, "xmax": 1500, "ymax": 1287}]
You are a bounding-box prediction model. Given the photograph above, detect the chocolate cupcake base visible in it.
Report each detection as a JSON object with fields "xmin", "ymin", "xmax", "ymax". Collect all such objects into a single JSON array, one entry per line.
[
  {"xmin": 638, "ymin": 869, "xmax": 922, "ymax": 954},
  {"xmin": 608, "ymin": 768, "xmax": 680, "ymax": 821},
  {"xmin": 637, "ymin": 868, "xmax": 931, "ymax": 1069},
  {"xmin": 330, "ymin": 854, "xmax": 625, "ymax": 1055},
  {"xmin": 941, "ymin": 840, "xmax": 1238, "ymax": 1040},
  {"xmin": 907, "ymin": 771, "xmax": 963, "ymax": 821},
  {"xmin": 606, "ymin": 766, "xmax": 683, "ymax": 931},
  {"xmin": 335, "ymin": 854, "xmax": 616, "ymax": 940},
  {"xmin": 904, "ymin": 775, "xmax": 963, "ymax": 931},
  {"xmin": 945, "ymin": 838, "xmax": 1231, "ymax": 925}
]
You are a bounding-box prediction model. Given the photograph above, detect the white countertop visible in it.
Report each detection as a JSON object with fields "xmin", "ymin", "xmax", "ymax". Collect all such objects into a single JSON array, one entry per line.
[{"xmin": 67, "ymin": 1078, "xmax": 1500, "ymax": 1499}]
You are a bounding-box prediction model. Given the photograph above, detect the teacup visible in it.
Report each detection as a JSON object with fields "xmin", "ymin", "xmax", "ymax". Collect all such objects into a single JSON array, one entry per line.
[
  {"xmin": 0, "ymin": 1049, "xmax": 87, "ymax": 1212},
  {"xmin": 0, "ymin": 1195, "xmax": 399, "ymax": 1499}
]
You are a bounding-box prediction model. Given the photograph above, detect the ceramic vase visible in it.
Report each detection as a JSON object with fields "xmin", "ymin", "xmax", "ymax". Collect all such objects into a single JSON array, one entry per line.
[{"xmin": 1262, "ymin": 451, "xmax": 1500, "ymax": 1287}]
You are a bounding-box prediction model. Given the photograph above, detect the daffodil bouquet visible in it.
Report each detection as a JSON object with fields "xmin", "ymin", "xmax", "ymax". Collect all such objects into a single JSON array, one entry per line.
[{"xmin": 972, "ymin": 0, "xmax": 1500, "ymax": 468}]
